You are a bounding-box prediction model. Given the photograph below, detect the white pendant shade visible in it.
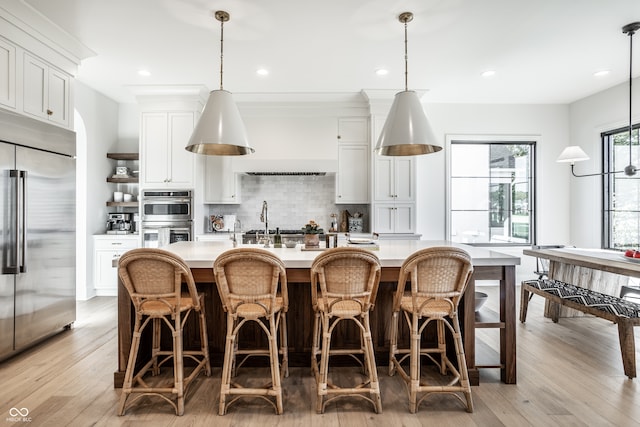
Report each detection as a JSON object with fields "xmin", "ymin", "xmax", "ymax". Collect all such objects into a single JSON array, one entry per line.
[
  {"xmin": 375, "ymin": 90, "xmax": 442, "ymax": 156},
  {"xmin": 556, "ymin": 145, "xmax": 589, "ymax": 164},
  {"xmin": 185, "ymin": 90, "xmax": 254, "ymax": 155}
]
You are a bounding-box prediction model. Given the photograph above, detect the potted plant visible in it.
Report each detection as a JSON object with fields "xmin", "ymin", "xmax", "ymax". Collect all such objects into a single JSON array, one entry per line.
[{"xmin": 302, "ymin": 220, "xmax": 323, "ymax": 248}]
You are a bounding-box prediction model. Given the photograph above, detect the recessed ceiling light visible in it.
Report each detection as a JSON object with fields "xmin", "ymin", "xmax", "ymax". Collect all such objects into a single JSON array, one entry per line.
[
  {"xmin": 256, "ymin": 68, "xmax": 269, "ymax": 76},
  {"xmin": 481, "ymin": 70, "xmax": 496, "ymax": 78},
  {"xmin": 137, "ymin": 69, "xmax": 151, "ymax": 77},
  {"xmin": 593, "ymin": 70, "xmax": 610, "ymax": 77},
  {"xmin": 376, "ymin": 69, "xmax": 389, "ymax": 76}
]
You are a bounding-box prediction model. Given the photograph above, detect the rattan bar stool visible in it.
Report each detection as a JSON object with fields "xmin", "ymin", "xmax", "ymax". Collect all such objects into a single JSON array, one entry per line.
[
  {"xmin": 388, "ymin": 246, "xmax": 474, "ymax": 413},
  {"xmin": 310, "ymin": 247, "xmax": 382, "ymax": 414},
  {"xmin": 117, "ymin": 248, "xmax": 211, "ymax": 416},
  {"xmin": 213, "ymin": 248, "xmax": 289, "ymax": 415}
]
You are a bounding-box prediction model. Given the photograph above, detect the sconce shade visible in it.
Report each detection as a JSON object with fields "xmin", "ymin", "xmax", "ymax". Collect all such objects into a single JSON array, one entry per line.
[
  {"xmin": 556, "ymin": 145, "xmax": 590, "ymax": 164},
  {"xmin": 185, "ymin": 90, "xmax": 254, "ymax": 155},
  {"xmin": 375, "ymin": 90, "xmax": 442, "ymax": 156}
]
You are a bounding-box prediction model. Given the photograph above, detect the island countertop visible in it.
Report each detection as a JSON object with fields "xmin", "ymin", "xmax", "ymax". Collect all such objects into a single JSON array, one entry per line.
[{"xmin": 163, "ymin": 240, "xmax": 520, "ymax": 269}]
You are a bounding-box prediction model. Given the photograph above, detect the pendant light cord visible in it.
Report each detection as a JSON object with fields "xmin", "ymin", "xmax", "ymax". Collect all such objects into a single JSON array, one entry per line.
[
  {"xmin": 219, "ymin": 18, "xmax": 225, "ymax": 90},
  {"xmin": 629, "ymin": 28, "xmax": 634, "ymax": 165},
  {"xmin": 403, "ymin": 18, "xmax": 409, "ymax": 92}
]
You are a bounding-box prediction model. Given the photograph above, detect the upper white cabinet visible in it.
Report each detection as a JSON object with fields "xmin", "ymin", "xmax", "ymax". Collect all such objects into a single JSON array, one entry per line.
[
  {"xmin": 374, "ymin": 157, "xmax": 415, "ymax": 202},
  {"xmin": 23, "ymin": 53, "xmax": 70, "ymax": 127},
  {"xmin": 335, "ymin": 117, "xmax": 370, "ymax": 204},
  {"xmin": 140, "ymin": 111, "xmax": 195, "ymax": 188},
  {"xmin": 0, "ymin": 38, "xmax": 16, "ymax": 109},
  {"xmin": 204, "ymin": 156, "xmax": 241, "ymax": 204}
]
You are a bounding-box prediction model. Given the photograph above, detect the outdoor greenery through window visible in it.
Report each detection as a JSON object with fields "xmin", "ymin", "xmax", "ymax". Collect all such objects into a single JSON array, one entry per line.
[
  {"xmin": 604, "ymin": 124, "xmax": 640, "ymax": 250},
  {"xmin": 448, "ymin": 141, "xmax": 535, "ymax": 246}
]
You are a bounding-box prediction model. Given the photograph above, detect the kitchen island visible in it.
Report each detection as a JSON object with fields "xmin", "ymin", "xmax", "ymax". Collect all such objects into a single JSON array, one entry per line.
[{"xmin": 115, "ymin": 240, "xmax": 520, "ymax": 387}]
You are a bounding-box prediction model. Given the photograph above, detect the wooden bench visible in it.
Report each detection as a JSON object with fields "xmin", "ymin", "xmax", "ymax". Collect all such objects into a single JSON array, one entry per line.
[{"xmin": 520, "ymin": 278, "xmax": 640, "ymax": 379}]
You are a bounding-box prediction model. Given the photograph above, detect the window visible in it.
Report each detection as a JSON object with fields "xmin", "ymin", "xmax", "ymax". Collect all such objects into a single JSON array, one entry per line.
[
  {"xmin": 603, "ymin": 124, "xmax": 640, "ymax": 250},
  {"xmin": 447, "ymin": 139, "xmax": 536, "ymax": 246}
]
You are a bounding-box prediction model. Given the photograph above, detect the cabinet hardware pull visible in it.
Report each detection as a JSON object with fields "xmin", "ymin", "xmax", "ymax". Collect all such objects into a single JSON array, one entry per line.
[{"xmin": 46, "ymin": 109, "xmax": 53, "ymax": 115}]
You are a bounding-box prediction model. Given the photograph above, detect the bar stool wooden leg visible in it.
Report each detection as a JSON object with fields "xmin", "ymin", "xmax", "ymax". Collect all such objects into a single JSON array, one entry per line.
[
  {"xmin": 279, "ymin": 312, "xmax": 289, "ymax": 378},
  {"xmin": 173, "ymin": 315, "xmax": 185, "ymax": 416},
  {"xmin": 363, "ymin": 311, "xmax": 382, "ymax": 413},
  {"xmin": 389, "ymin": 311, "xmax": 399, "ymax": 376},
  {"xmin": 316, "ymin": 312, "xmax": 331, "ymax": 414},
  {"xmin": 219, "ymin": 313, "xmax": 237, "ymax": 416},
  {"xmin": 268, "ymin": 315, "xmax": 283, "ymax": 415},
  {"xmin": 452, "ymin": 316, "xmax": 473, "ymax": 412},
  {"xmin": 118, "ymin": 317, "xmax": 142, "ymax": 416},
  {"xmin": 409, "ymin": 313, "xmax": 420, "ymax": 414}
]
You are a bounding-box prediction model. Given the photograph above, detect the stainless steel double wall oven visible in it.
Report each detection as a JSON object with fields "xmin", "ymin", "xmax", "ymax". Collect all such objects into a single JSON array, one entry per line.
[{"xmin": 141, "ymin": 190, "xmax": 193, "ymax": 248}]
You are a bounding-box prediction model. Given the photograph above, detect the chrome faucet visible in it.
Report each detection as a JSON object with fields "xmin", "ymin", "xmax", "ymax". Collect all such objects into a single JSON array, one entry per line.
[{"xmin": 260, "ymin": 201, "xmax": 270, "ymax": 247}]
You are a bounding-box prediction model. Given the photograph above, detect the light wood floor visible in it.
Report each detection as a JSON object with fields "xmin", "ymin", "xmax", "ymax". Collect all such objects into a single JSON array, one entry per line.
[{"xmin": 2, "ymin": 285, "xmax": 640, "ymax": 427}]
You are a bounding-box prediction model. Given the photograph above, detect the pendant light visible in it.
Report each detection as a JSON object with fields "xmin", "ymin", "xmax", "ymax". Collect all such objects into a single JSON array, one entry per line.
[
  {"xmin": 557, "ymin": 21, "xmax": 640, "ymax": 177},
  {"xmin": 185, "ymin": 10, "xmax": 254, "ymax": 156},
  {"xmin": 375, "ymin": 12, "xmax": 442, "ymax": 156}
]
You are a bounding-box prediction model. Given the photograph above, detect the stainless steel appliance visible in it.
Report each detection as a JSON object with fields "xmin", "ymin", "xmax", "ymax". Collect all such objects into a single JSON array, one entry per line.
[
  {"xmin": 141, "ymin": 190, "xmax": 193, "ymax": 248},
  {"xmin": 142, "ymin": 221, "xmax": 192, "ymax": 248},
  {"xmin": 141, "ymin": 190, "xmax": 192, "ymax": 222},
  {"xmin": 106, "ymin": 213, "xmax": 132, "ymax": 234},
  {"xmin": 0, "ymin": 110, "xmax": 76, "ymax": 361}
]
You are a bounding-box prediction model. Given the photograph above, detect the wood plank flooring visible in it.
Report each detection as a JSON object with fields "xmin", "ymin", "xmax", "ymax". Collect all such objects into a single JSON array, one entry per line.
[{"xmin": 1, "ymin": 285, "xmax": 640, "ymax": 426}]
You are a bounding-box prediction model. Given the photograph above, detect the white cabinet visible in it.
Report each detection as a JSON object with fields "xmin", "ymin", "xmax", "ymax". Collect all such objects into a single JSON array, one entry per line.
[
  {"xmin": 204, "ymin": 156, "xmax": 241, "ymax": 204},
  {"xmin": 374, "ymin": 203, "xmax": 415, "ymax": 234},
  {"xmin": 140, "ymin": 111, "xmax": 195, "ymax": 188},
  {"xmin": 372, "ymin": 156, "xmax": 416, "ymax": 234},
  {"xmin": 336, "ymin": 117, "xmax": 369, "ymax": 204},
  {"xmin": 93, "ymin": 235, "xmax": 140, "ymax": 296},
  {"xmin": 0, "ymin": 38, "xmax": 16, "ymax": 109},
  {"xmin": 374, "ymin": 157, "xmax": 415, "ymax": 202},
  {"xmin": 23, "ymin": 53, "xmax": 70, "ymax": 127}
]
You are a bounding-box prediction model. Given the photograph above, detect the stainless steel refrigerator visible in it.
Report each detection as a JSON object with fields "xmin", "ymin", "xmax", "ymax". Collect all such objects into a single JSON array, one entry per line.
[{"xmin": 0, "ymin": 110, "xmax": 76, "ymax": 361}]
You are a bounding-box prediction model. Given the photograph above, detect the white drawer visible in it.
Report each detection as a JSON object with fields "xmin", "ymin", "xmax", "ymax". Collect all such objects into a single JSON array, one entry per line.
[{"xmin": 93, "ymin": 235, "xmax": 140, "ymax": 250}]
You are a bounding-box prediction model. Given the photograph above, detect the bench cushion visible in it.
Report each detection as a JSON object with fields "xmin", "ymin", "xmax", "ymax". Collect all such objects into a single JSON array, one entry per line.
[{"xmin": 522, "ymin": 279, "xmax": 640, "ymax": 319}]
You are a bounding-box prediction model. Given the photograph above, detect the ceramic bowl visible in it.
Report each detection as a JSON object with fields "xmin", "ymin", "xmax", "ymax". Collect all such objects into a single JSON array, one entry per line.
[
  {"xmin": 475, "ymin": 291, "xmax": 488, "ymax": 312},
  {"xmin": 284, "ymin": 240, "xmax": 297, "ymax": 248}
]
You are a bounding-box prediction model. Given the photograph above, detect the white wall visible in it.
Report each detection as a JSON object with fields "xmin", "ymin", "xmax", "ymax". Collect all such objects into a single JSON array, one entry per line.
[
  {"xmin": 568, "ymin": 76, "xmax": 640, "ymax": 248},
  {"xmin": 74, "ymin": 81, "xmax": 120, "ymax": 299},
  {"xmin": 417, "ymin": 103, "xmax": 572, "ymax": 246}
]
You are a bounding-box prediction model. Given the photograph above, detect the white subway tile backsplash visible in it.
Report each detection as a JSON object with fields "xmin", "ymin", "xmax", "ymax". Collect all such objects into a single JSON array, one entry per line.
[{"xmin": 206, "ymin": 175, "xmax": 368, "ymax": 233}]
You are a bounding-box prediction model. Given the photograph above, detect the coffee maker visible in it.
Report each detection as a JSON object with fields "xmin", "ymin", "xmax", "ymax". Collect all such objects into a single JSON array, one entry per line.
[{"xmin": 107, "ymin": 213, "xmax": 132, "ymax": 234}]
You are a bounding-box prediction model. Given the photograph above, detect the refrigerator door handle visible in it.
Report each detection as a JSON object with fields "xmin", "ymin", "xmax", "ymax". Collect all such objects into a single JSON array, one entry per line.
[
  {"xmin": 18, "ymin": 170, "xmax": 27, "ymax": 273},
  {"xmin": 3, "ymin": 170, "xmax": 19, "ymax": 274}
]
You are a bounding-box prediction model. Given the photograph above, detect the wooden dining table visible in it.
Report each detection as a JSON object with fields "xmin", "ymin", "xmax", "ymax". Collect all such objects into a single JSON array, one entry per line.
[
  {"xmin": 523, "ymin": 246, "xmax": 637, "ymax": 317},
  {"xmin": 115, "ymin": 240, "xmax": 520, "ymax": 387}
]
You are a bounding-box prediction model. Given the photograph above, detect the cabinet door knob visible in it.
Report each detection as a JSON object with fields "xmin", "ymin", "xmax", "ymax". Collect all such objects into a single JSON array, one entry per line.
[{"xmin": 46, "ymin": 109, "xmax": 53, "ymax": 116}]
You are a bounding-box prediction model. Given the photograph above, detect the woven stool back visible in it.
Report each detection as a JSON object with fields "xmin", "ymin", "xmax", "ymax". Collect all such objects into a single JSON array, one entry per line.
[
  {"xmin": 118, "ymin": 248, "xmax": 200, "ymax": 312},
  {"xmin": 214, "ymin": 247, "xmax": 288, "ymax": 316},
  {"xmin": 396, "ymin": 247, "xmax": 473, "ymax": 314},
  {"xmin": 311, "ymin": 247, "xmax": 381, "ymax": 313}
]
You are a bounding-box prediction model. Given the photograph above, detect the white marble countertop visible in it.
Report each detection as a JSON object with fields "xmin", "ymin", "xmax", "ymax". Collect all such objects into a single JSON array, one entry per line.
[{"xmin": 164, "ymin": 240, "xmax": 521, "ymax": 269}]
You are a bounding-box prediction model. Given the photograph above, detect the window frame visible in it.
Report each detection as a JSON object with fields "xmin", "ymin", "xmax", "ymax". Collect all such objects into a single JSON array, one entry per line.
[
  {"xmin": 603, "ymin": 123, "xmax": 640, "ymax": 250},
  {"xmin": 445, "ymin": 135, "xmax": 537, "ymax": 247}
]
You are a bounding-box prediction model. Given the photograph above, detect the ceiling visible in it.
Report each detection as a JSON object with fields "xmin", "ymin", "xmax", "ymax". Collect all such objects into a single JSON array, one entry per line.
[{"xmin": 23, "ymin": 0, "xmax": 640, "ymax": 105}]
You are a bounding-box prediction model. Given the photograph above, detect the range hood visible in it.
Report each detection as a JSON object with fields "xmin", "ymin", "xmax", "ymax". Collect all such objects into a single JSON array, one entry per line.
[
  {"xmin": 232, "ymin": 158, "xmax": 337, "ymax": 176},
  {"xmin": 246, "ymin": 171, "xmax": 326, "ymax": 176}
]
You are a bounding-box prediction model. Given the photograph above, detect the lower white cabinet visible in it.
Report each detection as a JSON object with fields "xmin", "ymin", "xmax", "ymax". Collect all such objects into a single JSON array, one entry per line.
[
  {"xmin": 373, "ymin": 203, "xmax": 415, "ymax": 234},
  {"xmin": 93, "ymin": 235, "xmax": 140, "ymax": 296}
]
